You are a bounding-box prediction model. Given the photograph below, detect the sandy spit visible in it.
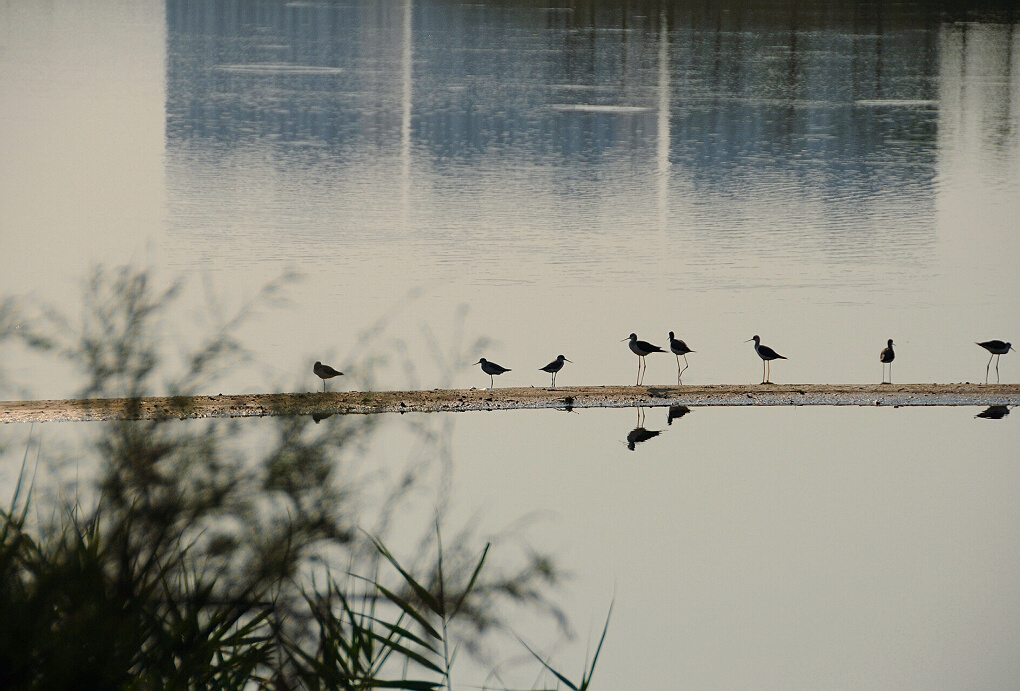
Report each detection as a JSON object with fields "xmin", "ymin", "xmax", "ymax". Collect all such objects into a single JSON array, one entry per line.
[{"xmin": 1, "ymin": 384, "xmax": 1018, "ymax": 423}]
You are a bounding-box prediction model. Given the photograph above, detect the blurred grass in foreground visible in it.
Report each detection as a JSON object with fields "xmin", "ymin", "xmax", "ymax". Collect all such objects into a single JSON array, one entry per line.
[{"xmin": 0, "ymin": 266, "xmax": 605, "ymax": 690}]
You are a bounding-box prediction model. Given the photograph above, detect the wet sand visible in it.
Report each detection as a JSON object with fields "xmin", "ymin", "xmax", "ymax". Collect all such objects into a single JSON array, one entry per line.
[{"xmin": 1, "ymin": 384, "xmax": 1018, "ymax": 422}]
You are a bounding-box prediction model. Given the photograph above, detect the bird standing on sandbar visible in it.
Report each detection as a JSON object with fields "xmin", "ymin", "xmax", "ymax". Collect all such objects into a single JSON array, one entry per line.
[
  {"xmin": 540, "ymin": 355, "xmax": 571, "ymax": 388},
  {"xmin": 977, "ymin": 340, "xmax": 1014, "ymax": 384},
  {"xmin": 668, "ymin": 332, "xmax": 694, "ymax": 385},
  {"xmin": 746, "ymin": 335, "xmax": 786, "ymax": 384},
  {"xmin": 313, "ymin": 361, "xmax": 344, "ymax": 392},
  {"xmin": 880, "ymin": 339, "xmax": 895, "ymax": 384},
  {"xmin": 474, "ymin": 358, "xmax": 511, "ymax": 389},
  {"xmin": 623, "ymin": 333, "xmax": 665, "ymax": 386}
]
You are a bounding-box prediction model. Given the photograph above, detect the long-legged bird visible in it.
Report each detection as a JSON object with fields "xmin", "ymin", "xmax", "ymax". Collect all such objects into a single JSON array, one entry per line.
[
  {"xmin": 746, "ymin": 335, "xmax": 786, "ymax": 384},
  {"xmin": 623, "ymin": 333, "xmax": 665, "ymax": 386},
  {"xmin": 668, "ymin": 331, "xmax": 694, "ymax": 385},
  {"xmin": 880, "ymin": 339, "xmax": 895, "ymax": 384},
  {"xmin": 977, "ymin": 340, "xmax": 1014, "ymax": 384},
  {"xmin": 540, "ymin": 355, "xmax": 571, "ymax": 388}
]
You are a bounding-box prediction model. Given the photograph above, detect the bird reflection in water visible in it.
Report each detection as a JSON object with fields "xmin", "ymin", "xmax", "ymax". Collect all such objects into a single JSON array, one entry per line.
[
  {"xmin": 667, "ymin": 405, "xmax": 691, "ymax": 425},
  {"xmin": 312, "ymin": 411, "xmax": 335, "ymax": 424},
  {"xmin": 975, "ymin": 405, "xmax": 1010, "ymax": 420},
  {"xmin": 626, "ymin": 407, "xmax": 663, "ymax": 451}
]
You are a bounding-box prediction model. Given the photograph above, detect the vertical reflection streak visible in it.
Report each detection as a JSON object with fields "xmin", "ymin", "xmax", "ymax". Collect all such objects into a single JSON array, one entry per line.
[
  {"xmin": 401, "ymin": 0, "xmax": 413, "ymax": 229},
  {"xmin": 657, "ymin": 10, "xmax": 670, "ymax": 236}
]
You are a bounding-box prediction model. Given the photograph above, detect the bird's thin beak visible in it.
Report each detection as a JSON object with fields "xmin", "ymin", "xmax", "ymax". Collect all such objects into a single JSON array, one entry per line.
[
  {"xmin": 565, "ymin": 358, "xmax": 573, "ymax": 363},
  {"xmin": 620, "ymin": 337, "xmax": 628, "ymax": 342},
  {"xmin": 744, "ymin": 338, "xmax": 753, "ymax": 343},
  {"xmin": 472, "ymin": 359, "xmax": 482, "ymax": 365}
]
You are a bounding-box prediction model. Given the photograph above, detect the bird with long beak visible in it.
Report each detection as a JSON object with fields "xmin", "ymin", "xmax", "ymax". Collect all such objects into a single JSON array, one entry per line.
[
  {"xmin": 746, "ymin": 335, "xmax": 786, "ymax": 384},
  {"xmin": 623, "ymin": 333, "xmax": 665, "ymax": 386},
  {"xmin": 977, "ymin": 340, "xmax": 1014, "ymax": 384},
  {"xmin": 540, "ymin": 354, "xmax": 572, "ymax": 388}
]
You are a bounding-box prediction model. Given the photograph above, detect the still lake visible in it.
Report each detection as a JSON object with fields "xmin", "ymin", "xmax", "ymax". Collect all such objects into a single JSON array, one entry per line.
[{"xmin": 1, "ymin": 1, "xmax": 1018, "ymax": 688}]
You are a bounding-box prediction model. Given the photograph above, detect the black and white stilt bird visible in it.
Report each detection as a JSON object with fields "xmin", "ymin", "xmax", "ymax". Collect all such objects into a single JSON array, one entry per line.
[
  {"xmin": 623, "ymin": 333, "xmax": 665, "ymax": 386},
  {"xmin": 880, "ymin": 339, "xmax": 895, "ymax": 384},
  {"xmin": 746, "ymin": 335, "xmax": 786, "ymax": 384},
  {"xmin": 977, "ymin": 340, "xmax": 1014, "ymax": 384},
  {"xmin": 540, "ymin": 355, "xmax": 571, "ymax": 388},
  {"xmin": 668, "ymin": 332, "xmax": 694, "ymax": 385}
]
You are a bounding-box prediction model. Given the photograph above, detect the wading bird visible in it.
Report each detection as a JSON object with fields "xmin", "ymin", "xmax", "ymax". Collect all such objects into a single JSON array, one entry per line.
[
  {"xmin": 474, "ymin": 358, "xmax": 511, "ymax": 388},
  {"xmin": 313, "ymin": 361, "xmax": 344, "ymax": 392},
  {"xmin": 623, "ymin": 333, "xmax": 665, "ymax": 386},
  {"xmin": 746, "ymin": 335, "xmax": 786, "ymax": 384},
  {"xmin": 880, "ymin": 339, "xmax": 895, "ymax": 384},
  {"xmin": 977, "ymin": 340, "xmax": 1014, "ymax": 383},
  {"xmin": 540, "ymin": 355, "xmax": 571, "ymax": 388},
  {"xmin": 668, "ymin": 332, "xmax": 694, "ymax": 385}
]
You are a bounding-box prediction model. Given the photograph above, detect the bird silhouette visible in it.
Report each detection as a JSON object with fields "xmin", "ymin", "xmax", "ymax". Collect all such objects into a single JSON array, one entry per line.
[{"xmin": 313, "ymin": 361, "xmax": 344, "ymax": 392}]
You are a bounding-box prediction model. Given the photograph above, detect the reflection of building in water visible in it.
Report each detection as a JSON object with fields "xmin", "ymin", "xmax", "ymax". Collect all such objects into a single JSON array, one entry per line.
[
  {"xmin": 166, "ymin": 0, "xmax": 946, "ymax": 165},
  {"xmin": 163, "ymin": 0, "xmax": 1015, "ymax": 256}
]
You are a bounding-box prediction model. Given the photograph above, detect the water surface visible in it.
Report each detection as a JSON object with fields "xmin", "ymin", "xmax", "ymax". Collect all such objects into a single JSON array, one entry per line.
[{"xmin": 1, "ymin": 2, "xmax": 1019, "ymax": 688}]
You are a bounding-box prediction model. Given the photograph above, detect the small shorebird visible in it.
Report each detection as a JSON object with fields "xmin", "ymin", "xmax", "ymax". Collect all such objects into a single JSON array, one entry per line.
[
  {"xmin": 668, "ymin": 332, "xmax": 694, "ymax": 385},
  {"xmin": 977, "ymin": 340, "xmax": 1014, "ymax": 384},
  {"xmin": 313, "ymin": 361, "xmax": 344, "ymax": 392},
  {"xmin": 540, "ymin": 355, "xmax": 571, "ymax": 388},
  {"xmin": 474, "ymin": 358, "xmax": 511, "ymax": 388},
  {"xmin": 746, "ymin": 335, "xmax": 786, "ymax": 384},
  {"xmin": 623, "ymin": 333, "xmax": 665, "ymax": 386},
  {"xmin": 880, "ymin": 339, "xmax": 895, "ymax": 384}
]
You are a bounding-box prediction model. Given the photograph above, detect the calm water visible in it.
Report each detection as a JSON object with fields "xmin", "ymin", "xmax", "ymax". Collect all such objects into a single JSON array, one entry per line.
[{"xmin": 1, "ymin": 1, "xmax": 1019, "ymax": 688}]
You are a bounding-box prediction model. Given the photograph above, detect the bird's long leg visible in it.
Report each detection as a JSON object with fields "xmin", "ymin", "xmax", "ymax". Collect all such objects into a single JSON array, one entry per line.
[
  {"xmin": 636, "ymin": 357, "xmax": 641, "ymax": 386},
  {"xmin": 322, "ymin": 380, "xmax": 326, "ymax": 393},
  {"xmin": 996, "ymin": 354, "xmax": 1001, "ymax": 383},
  {"xmin": 987, "ymin": 354, "xmax": 994, "ymax": 384},
  {"xmin": 889, "ymin": 362, "xmax": 892, "ymax": 384},
  {"xmin": 761, "ymin": 359, "xmax": 766, "ymax": 384},
  {"xmin": 551, "ymin": 372, "xmax": 556, "ymax": 388},
  {"xmin": 680, "ymin": 354, "xmax": 689, "ymax": 384}
]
